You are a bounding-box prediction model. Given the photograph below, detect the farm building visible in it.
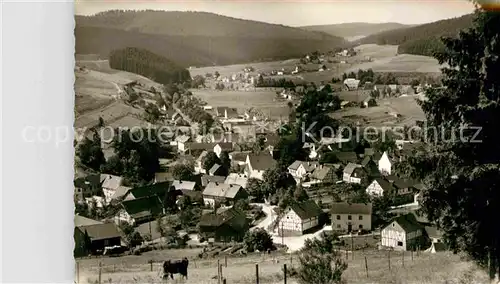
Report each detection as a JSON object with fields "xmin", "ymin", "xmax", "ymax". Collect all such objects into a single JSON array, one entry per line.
[
  {"xmin": 171, "ymin": 180, "xmax": 197, "ymax": 192},
  {"xmin": 342, "ymin": 163, "xmax": 367, "ymax": 184},
  {"xmin": 198, "ymin": 207, "xmax": 249, "ymax": 242},
  {"xmin": 330, "ymin": 202, "xmax": 372, "ymax": 232},
  {"xmin": 309, "ymin": 164, "xmax": 337, "ymax": 185},
  {"xmin": 276, "ymin": 200, "xmax": 324, "ymax": 236},
  {"xmin": 116, "ymin": 195, "xmax": 165, "ymax": 226},
  {"xmin": 224, "ymin": 173, "xmax": 249, "ymax": 188},
  {"xmin": 202, "ymin": 182, "xmax": 248, "ymax": 207},
  {"xmin": 201, "ymin": 175, "xmax": 226, "ymax": 187},
  {"xmin": 74, "ymin": 215, "xmax": 122, "ymax": 257},
  {"xmin": 381, "ymin": 213, "xmax": 424, "ymax": 251}
]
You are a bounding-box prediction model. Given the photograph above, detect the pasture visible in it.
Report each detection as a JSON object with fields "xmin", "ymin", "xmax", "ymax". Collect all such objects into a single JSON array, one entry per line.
[
  {"xmin": 192, "ymin": 89, "xmax": 291, "ymax": 120},
  {"xmin": 330, "ymin": 95, "xmax": 426, "ymax": 128},
  {"xmin": 77, "ymin": 248, "xmax": 487, "ymax": 284}
]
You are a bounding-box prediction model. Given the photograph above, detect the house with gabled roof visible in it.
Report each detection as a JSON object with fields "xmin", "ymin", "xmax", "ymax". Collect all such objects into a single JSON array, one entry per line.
[
  {"xmin": 245, "ymin": 153, "xmax": 277, "ymax": 180},
  {"xmin": 343, "ymin": 163, "xmax": 367, "ymax": 184},
  {"xmin": 381, "ymin": 213, "xmax": 425, "ymax": 251},
  {"xmin": 100, "ymin": 174, "xmax": 124, "ymax": 204},
  {"xmin": 361, "ymin": 156, "xmax": 381, "ymax": 177},
  {"xmin": 335, "ymin": 151, "xmax": 358, "ymax": 164},
  {"xmin": 287, "ymin": 160, "xmax": 319, "ymax": 180},
  {"xmin": 172, "ymin": 180, "xmax": 197, "ymax": 192},
  {"xmin": 74, "ymin": 174, "xmax": 102, "ymax": 202},
  {"xmin": 116, "ymin": 195, "xmax": 164, "ymax": 226},
  {"xmin": 331, "ymin": 202, "xmax": 372, "ymax": 232},
  {"xmin": 378, "ymin": 151, "xmax": 393, "ymax": 175},
  {"xmin": 276, "ymin": 200, "xmax": 324, "ymax": 236},
  {"xmin": 201, "ymin": 174, "xmax": 226, "ymax": 187},
  {"xmin": 366, "ymin": 177, "xmax": 395, "ymax": 197},
  {"xmin": 309, "ymin": 164, "xmax": 337, "ymax": 185},
  {"xmin": 122, "ymin": 181, "xmax": 172, "ymax": 201},
  {"xmin": 175, "ymin": 135, "xmax": 191, "ymax": 153},
  {"xmin": 209, "ymin": 163, "xmax": 225, "ymax": 176},
  {"xmin": 74, "ymin": 215, "xmax": 123, "ymax": 257},
  {"xmin": 198, "ymin": 207, "xmax": 249, "ymax": 242},
  {"xmin": 202, "ymin": 182, "xmax": 248, "ymax": 207},
  {"xmin": 224, "ymin": 173, "xmax": 249, "ymax": 188}
]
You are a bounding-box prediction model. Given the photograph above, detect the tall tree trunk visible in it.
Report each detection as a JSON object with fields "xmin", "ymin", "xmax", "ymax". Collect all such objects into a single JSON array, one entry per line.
[{"xmin": 489, "ymin": 248, "xmax": 496, "ymax": 282}]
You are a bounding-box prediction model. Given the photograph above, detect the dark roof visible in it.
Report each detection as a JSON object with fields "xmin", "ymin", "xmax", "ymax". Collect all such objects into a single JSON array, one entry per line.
[
  {"xmin": 186, "ymin": 143, "xmax": 216, "ymax": 151},
  {"xmin": 289, "ymin": 200, "xmax": 323, "ymax": 220},
  {"xmin": 335, "ymin": 152, "xmax": 358, "ymax": 163},
  {"xmin": 126, "ymin": 181, "xmax": 172, "ymax": 200},
  {"xmin": 424, "ymin": 226, "xmax": 443, "ymax": 239},
  {"xmin": 230, "ymin": 151, "xmax": 252, "ymax": 162},
  {"xmin": 74, "ymin": 215, "xmax": 103, "ymax": 227},
  {"xmin": 74, "ymin": 174, "xmax": 102, "ymax": 190},
  {"xmin": 361, "ymin": 156, "xmax": 372, "ymax": 167},
  {"xmin": 311, "ymin": 165, "xmax": 333, "ymax": 180},
  {"xmin": 390, "ymin": 213, "xmax": 423, "ymax": 233},
  {"xmin": 372, "ymin": 178, "xmax": 394, "ymax": 192},
  {"xmin": 216, "ymin": 142, "xmax": 234, "ymax": 151},
  {"xmin": 248, "ymin": 153, "xmax": 277, "ymax": 171},
  {"xmin": 201, "ymin": 175, "xmax": 226, "ymax": 187},
  {"xmin": 121, "ymin": 196, "xmax": 163, "ymax": 218},
  {"xmin": 199, "ymin": 207, "xmax": 246, "ymax": 227},
  {"xmin": 78, "ymin": 223, "xmax": 122, "ymax": 241},
  {"xmin": 331, "ymin": 202, "xmax": 372, "ymax": 215},
  {"xmin": 155, "ymin": 172, "xmax": 173, "ymax": 183},
  {"xmin": 343, "ymin": 163, "xmax": 362, "ymax": 175}
]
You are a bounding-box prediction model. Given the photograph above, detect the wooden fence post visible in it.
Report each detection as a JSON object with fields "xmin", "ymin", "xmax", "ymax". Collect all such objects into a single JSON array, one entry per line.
[
  {"xmin": 402, "ymin": 251, "xmax": 404, "ymax": 267},
  {"xmin": 388, "ymin": 250, "xmax": 391, "ymax": 271},
  {"xmin": 255, "ymin": 263, "xmax": 260, "ymax": 284},
  {"xmin": 217, "ymin": 259, "xmax": 221, "ymax": 284},
  {"xmin": 411, "ymin": 249, "xmax": 414, "ymax": 261},
  {"xmin": 98, "ymin": 262, "xmax": 102, "ymax": 284},
  {"xmin": 364, "ymin": 256, "xmax": 368, "ymax": 278},
  {"xmin": 225, "ymin": 255, "xmax": 227, "ymax": 267},
  {"xmin": 283, "ymin": 264, "xmax": 287, "ymax": 284},
  {"xmin": 76, "ymin": 262, "xmax": 80, "ymax": 284},
  {"xmin": 351, "ymin": 235, "xmax": 354, "ymax": 260},
  {"xmin": 149, "ymin": 260, "xmax": 153, "ymax": 271}
]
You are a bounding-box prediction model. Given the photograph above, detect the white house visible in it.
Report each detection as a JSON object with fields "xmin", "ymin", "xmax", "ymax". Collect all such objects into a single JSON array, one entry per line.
[
  {"xmin": 287, "ymin": 161, "xmax": 319, "ymax": 180},
  {"xmin": 175, "ymin": 135, "xmax": 191, "ymax": 153},
  {"xmin": 343, "ymin": 78, "xmax": 360, "ymax": 91},
  {"xmin": 276, "ymin": 200, "xmax": 323, "ymax": 236},
  {"xmin": 378, "ymin": 151, "xmax": 392, "ymax": 175},
  {"xmin": 224, "ymin": 173, "xmax": 249, "ymax": 188},
  {"xmin": 331, "ymin": 202, "xmax": 372, "ymax": 232},
  {"xmin": 381, "ymin": 214, "xmax": 424, "ymax": 251},
  {"xmin": 100, "ymin": 174, "xmax": 123, "ymax": 204},
  {"xmin": 342, "ymin": 163, "xmax": 367, "ymax": 184},
  {"xmin": 365, "ymin": 178, "xmax": 394, "ymax": 197},
  {"xmin": 245, "ymin": 153, "xmax": 277, "ymax": 180}
]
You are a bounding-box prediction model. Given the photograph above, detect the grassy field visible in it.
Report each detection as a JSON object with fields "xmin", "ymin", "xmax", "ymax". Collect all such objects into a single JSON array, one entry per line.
[
  {"xmin": 192, "ymin": 89, "xmax": 291, "ymax": 120},
  {"xmin": 330, "ymin": 95, "xmax": 425, "ymax": 128},
  {"xmin": 77, "ymin": 248, "xmax": 487, "ymax": 284}
]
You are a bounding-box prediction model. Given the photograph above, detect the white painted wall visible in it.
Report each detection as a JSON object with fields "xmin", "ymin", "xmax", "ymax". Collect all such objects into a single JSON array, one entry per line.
[
  {"xmin": 366, "ymin": 180, "xmax": 384, "ymax": 196},
  {"xmin": 331, "ymin": 213, "xmax": 371, "ymax": 231},
  {"xmin": 378, "ymin": 152, "xmax": 392, "ymax": 175}
]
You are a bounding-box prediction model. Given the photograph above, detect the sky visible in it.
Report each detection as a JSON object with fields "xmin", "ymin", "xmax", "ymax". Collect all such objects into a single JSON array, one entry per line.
[{"xmin": 75, "ymin": 0, "xmax": 476, "ymax": 26}]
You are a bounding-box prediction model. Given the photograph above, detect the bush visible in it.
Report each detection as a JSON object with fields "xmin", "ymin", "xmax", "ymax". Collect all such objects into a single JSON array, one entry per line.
[{"xmin": 243, "ymin": 228, "xmax": 274, "ymax": 253}]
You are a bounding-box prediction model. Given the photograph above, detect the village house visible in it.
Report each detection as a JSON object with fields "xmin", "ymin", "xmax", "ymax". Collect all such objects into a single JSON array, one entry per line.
[
  {"xmin": 229, "ymin": 151, "xmax": 251, "ymax": 166},
  {"xmin": 330, "ymin": 202, "xmax": 372, "ymax": 232},
  {"xmin": 276, "ymin": 200, "xmax": 324, "ymax": 236},
  {"xmin": 74, "ymin": 215, "xmax": 123, "ymax": 257},
  {"xmin": 342, "ymin": 163, "xmax": 367, "ymax": 184},
  {"xmin": 309, "ymin": 164, "xmax": 337, "ymax": 185},
  {"xmin": 361, "ymin": 156, "xmax": 381, "ymax": 177},
  {"xmin": 195, "ymin": 151, "xmax": 209, "ymax": 174},
  {"xmin": 224, "ymin": 173, "xmax": 249, "ymax": 188},
  {"xmin": 186, "ymin": 142, "xmax": 234, "ymax": 158},
  {"xmin": 202, "ymin": 182, "xmax": 248, "ymax": 207},
  {"xmin": 175, "ymin": 135, "xmax": 191, "ymax": 154},
  {"xmin": 198, "ymin": 207, "xmax": 249, "ymax": 242},
  {"xmin": 116, "ymin": 195, "xmax": 164, "ymax": 226},
  {"xmin": 365, "ymin": 177, "xmax": 395, "ymax": 197},
  {"xmin": 100, "ymin": 174, "xmax": 123, "ymax": 204},
  {"xmin": 287, "ymin": 160, "xmax": 319, "ymax": 181},
  {"xmin": 378, "ymin": 151, "xmax": 393, "ymax": 175},
  {"xmin": 201, "ymin": 175, "xmax": 226, "ymax": 187},
  {"xmin": 245, "ymin": 153, "xmax": 277, "ymax": 180},
  {"xmin": 74, "ymin": 174, "xmax": 102, "ymax": 203},
  {"xmin": 334, "ymin": 151, "xmax": 358, "ymax": 164},
  {"xmin": 171, "ymin": 180, "xmax": 197, "ymax": 192},
  {"xmin": 154, "ymin": 172, "xmax": 173, "ymax": 184},
  {"xmin": 121, "ymin": 181, "xmax": 172, "ymax": 201},
  {"xmin": 381, "ymin": 213, "xmax": 424, "ymax": 251}
]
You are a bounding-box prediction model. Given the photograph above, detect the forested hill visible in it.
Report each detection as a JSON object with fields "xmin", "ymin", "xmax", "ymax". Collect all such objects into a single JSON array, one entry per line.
[
  {"xmin": 75, "ymin": 10, "xmax": 348, "ymax": 67},
  {"xmin": 108, "ymin": 47, "xmax": 191, "ymax": 85},
  {"xmin": 355, "ymin": 14, "xmax": 474, "ymax": 57},
  {"xmin": 301, "ymin": 22, "xmax": 412, "ymax": 39}
]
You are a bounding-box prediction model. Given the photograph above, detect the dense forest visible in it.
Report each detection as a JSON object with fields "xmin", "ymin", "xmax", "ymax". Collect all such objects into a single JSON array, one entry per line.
[
  {"xmin": 356, "ymin": 14, "xmax": 474, "ymax": 56},
  {"xmin": 301, "ymin": 22, "xmax": 412, "ymax": 38},
  {"xmin": 108, "ymin": 47, "xmax": 191, "ymax": 84},
  {"xmin": 75, "ymin": 10, "xmax": 347, "ymax": 67}
]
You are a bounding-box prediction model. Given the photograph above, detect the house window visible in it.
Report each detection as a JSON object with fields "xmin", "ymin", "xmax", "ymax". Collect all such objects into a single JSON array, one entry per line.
[
  {"xmin": 337, "ymin": 224, "xmax": 341, "ymax": 228},
  {"xmin": 348, "ymin": 215, "xmax": 352, "ymax": 220},
  {"xmin": 397, "ymin": 241, "xmax": 403, "ymax": 246},
  {"xmin": 359, "ymin": 225, "xmax": 363, "ymax": 229},
  {"xmin": 336, "ymin": 215, "xmax": 341, "ymax": 220},
  {"xmin": 359, "ymin": 215, "xmax": 363, "ymax": 220}
]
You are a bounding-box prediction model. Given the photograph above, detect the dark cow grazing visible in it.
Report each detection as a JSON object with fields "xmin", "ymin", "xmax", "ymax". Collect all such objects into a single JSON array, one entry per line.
[{"xmin": 163, "ymin": 258, "xmax": 189, "ymax": 280}]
